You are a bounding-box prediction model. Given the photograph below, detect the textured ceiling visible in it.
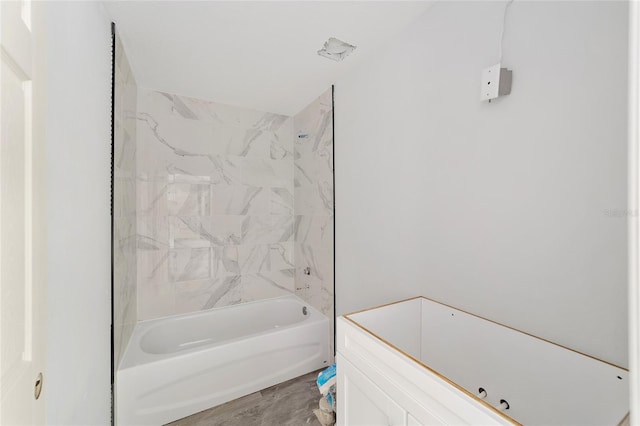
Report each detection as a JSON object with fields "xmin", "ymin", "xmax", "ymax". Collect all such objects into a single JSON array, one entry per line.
[{"xmin": 103, "ymin": 1, "xmax": 433, "ymax": 115}]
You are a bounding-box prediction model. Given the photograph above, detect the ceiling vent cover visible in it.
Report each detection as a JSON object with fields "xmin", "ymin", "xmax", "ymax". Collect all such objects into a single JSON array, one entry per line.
[{"xmin": 317, "ymin": 37, "xmax": 356, "ymax": 62}]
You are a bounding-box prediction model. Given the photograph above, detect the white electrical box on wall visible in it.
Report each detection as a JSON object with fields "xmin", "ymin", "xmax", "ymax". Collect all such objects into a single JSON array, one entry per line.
[{"xmin": 480, "ymin": 63, "xmax": 512, "ymax": 101}]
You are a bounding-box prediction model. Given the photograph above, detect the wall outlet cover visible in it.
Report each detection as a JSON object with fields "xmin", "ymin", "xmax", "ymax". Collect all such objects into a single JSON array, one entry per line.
[
  {"xmin": 481, "ymin": 63, "xmax": 501, "ymax": 101},
  {"xmin": 480, "ymin": 63, "xmax": 512, "ymax": 102}
]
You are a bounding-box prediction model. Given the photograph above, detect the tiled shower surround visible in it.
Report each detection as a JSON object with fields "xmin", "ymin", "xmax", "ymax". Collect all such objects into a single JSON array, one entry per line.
[
  {"xmin": 136, "ymin": 88, "xmax": 333, "ymax": 327},
  {"xmin": 113, "ymin": 35, "xmax": 138, "ymax": 368}
]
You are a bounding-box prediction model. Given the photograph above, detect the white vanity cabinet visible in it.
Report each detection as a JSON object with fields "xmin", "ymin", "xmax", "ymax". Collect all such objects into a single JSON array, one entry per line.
[{"xmin": 336, "ymin": 297, "xmax": 629, "ymax": 426}]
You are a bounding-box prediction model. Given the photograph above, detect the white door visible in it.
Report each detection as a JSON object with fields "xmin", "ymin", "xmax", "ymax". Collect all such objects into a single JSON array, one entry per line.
[
  {"xmin": 0, "ymin": 0, "xmax": 46, "ymax": 424},
  {"xmin": 630, "ymin": 0, "xmax": 640, "ymax": 423}
]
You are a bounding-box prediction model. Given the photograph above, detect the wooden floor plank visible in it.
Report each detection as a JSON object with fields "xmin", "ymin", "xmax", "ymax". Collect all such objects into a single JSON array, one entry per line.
[{"xmin": 167, "ymin": 370, "xmax": 325, "ymax": 426}]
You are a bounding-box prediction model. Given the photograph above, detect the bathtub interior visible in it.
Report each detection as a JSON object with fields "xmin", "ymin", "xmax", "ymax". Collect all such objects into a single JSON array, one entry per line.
[
  {"xmin": 120, "ymin": 294, "xmax": 328, "ymax": 368},
  {"xmin": 138, "ymin": 296, "xmax": 315, "ymax": 356}
]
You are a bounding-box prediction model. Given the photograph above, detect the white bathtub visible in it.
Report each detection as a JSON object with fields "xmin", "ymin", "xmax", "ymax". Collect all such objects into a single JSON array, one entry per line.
[{"xmin": 116, "ymin": 295, "xmax": 330, "ymax": 425}]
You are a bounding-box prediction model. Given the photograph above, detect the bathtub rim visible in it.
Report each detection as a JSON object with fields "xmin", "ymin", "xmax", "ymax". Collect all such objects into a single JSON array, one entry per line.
[{"xmin": 118, "ymin": 294, "xmax": 327, "ymax": 370}]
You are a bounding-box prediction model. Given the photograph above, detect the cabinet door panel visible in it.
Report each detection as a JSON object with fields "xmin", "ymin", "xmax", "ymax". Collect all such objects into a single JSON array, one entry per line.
[{"xmin": 339, "ymin": 357, "xmax": 406, "ymax": 426}]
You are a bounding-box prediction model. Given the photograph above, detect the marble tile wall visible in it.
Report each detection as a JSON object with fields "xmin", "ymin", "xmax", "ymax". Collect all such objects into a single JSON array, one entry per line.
[
  {"xmin": 113, "ymin": 35, "xmax": 138, "ymax": 368},
  {"xmin": 136, "ymin": 89, "xmax": 296, "ymax": 319},
  {"xmin": 293, "ymin": 89, "xmax": 334, "ymax": 354},
  {"xmin": 135, "ymin": 88, "xmax": 334, "ymax": 352}
]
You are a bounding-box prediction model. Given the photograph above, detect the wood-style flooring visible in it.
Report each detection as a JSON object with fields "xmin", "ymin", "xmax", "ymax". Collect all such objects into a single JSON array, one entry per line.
[{"xmin": 167, "ymin": 370, "xmax": 325, "ymax": 426}]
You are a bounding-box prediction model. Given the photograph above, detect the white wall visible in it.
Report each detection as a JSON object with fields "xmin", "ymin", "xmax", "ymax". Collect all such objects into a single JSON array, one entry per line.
[
  {"xmin": 46, "ymin": 2, "xmax": 112, "ymax": 424},
  {"xmin": 335, "ymin": 1, "xmax": 629, "ymax": 367},
  {"xmin": 628, "ymin": 0, "xmax": 639, "ymax": 421}
]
